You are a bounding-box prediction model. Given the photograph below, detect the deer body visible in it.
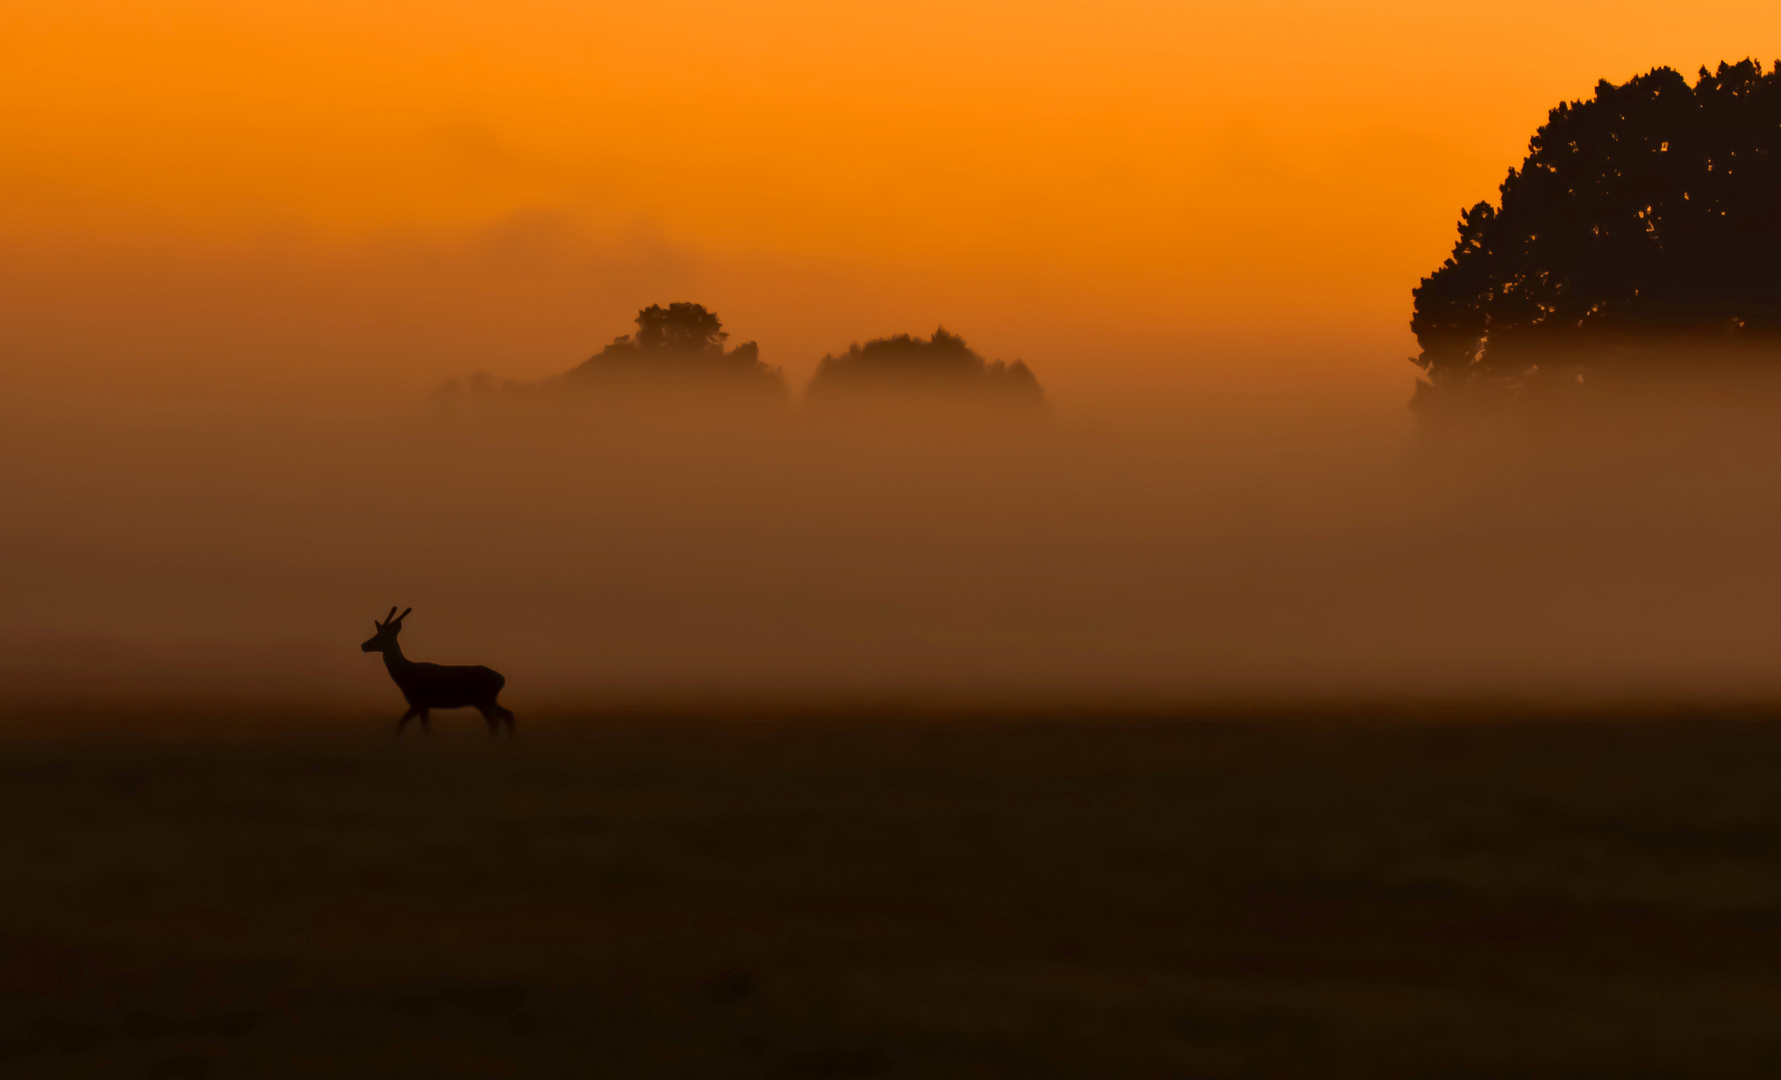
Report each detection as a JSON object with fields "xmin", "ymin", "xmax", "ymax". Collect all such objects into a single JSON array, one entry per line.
[{"xmin": 361, "ymin": 608, "xmax": 515, "ymax": 736}]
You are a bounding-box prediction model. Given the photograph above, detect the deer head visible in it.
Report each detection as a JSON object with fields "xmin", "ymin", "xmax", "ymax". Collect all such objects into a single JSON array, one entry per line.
[{"xmin": 361, "ymin": 607, "xmax": 412, "ymax": 653}]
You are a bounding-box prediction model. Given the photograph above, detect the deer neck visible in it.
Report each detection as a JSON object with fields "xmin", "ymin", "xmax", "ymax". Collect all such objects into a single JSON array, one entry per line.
[{"xmin": 381, "ymin": 641, "xmax": 414, "ymax": 674}]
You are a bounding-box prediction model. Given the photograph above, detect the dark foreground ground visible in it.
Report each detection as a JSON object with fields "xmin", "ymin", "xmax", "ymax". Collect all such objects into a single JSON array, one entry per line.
[{"xmin": 4, "ymin": 711, "xmax": 1781, "ymax": 1078}]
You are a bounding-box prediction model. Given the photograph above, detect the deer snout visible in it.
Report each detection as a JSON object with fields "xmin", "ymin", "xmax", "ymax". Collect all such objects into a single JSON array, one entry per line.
[{"xmin": 361, "ymin": 638, "xmax": 380, "ymax": 652}]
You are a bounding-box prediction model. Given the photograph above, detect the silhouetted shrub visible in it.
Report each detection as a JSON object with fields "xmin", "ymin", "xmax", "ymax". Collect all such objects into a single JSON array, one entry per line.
[
  {"xmin": 805, "ymin": 328, "xmax": 1043, "ymax": 407},
  {"xmin": 1411, "ymin": 60, "xmax": 1781, "ymax": 408}
]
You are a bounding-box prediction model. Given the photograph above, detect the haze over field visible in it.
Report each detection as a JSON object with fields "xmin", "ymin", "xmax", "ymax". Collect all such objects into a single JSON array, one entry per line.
[{"xmin": 4, "ymin": 362, "xmax": 1781, "ymax": 711}]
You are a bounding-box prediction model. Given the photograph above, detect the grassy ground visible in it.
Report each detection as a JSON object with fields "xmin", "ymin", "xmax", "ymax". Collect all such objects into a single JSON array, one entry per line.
[{"xmin": 3, "ymin": 711, "xmax": 1781, "ymax": 1078}]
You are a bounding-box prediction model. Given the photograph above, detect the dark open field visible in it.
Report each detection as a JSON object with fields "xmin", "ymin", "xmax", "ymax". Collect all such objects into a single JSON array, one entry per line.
[{"xmin": 4, "ymin": 710, "xmax": 1781, "ymax": 1078}]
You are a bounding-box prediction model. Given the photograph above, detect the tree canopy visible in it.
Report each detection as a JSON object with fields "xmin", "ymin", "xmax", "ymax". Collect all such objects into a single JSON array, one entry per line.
[
  {"xmin": 567, "ymin": 302, "xmax": 785, "ymax": 395},
  {"xmin": 805, "ymin": 328, "xmax": 1043, "ymax": 405},
  {"xmin": 1411, "ymin": 59, "xmax": 1781, "ymax": 404}
]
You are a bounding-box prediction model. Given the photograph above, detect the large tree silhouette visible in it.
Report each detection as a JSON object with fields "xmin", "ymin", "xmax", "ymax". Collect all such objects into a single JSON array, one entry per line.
[{"xmin": 1411, "ymin": 60, "xmax": 1781, "ymax": 404}]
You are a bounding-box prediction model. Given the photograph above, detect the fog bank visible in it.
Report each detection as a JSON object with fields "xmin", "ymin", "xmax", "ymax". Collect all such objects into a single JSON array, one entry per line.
[{"xmin": 6, "ymin": 357, "xmax": 1781, "ymax": 714}]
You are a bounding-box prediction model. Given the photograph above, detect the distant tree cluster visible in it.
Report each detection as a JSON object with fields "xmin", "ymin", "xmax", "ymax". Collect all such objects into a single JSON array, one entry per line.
[
  {"xmin": 440, "ymin": 304, "xmax": 1044, "ymax": 416},
  {"xmin": 1411, "ymin": 59, "xmax": 1781, "ymax": 406},
  {"xmin": 565, "ymin": 302, "xmax": 786, "ymax": 397},
  {"xmin": 806, "ymin": 328, "xmax": 1044, "ymax": 406}
]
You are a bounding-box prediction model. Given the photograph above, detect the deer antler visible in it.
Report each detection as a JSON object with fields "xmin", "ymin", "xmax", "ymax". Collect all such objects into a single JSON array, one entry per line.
[{"xmin": 395, "ymin": 607, "xmax": 412, "ymax": 624}]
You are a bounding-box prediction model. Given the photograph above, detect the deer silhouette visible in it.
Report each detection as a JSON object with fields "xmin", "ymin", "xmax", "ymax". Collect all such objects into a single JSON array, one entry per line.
[{"xmin": 360, "ymin": 607, "xmax": 514, "ymax": 736}]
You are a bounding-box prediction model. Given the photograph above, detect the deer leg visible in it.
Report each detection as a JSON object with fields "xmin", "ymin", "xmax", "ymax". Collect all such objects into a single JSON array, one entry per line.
[
  {"xmin": 396, "ymin": 706, "xmax": 420, "ymax": 736},
  {"xmin": 419, "ymin": 710, "xmax": 432, "ymax": 737},
  {"xmin": 477, "ymin": 704, "xmax": 498, "ymax": 736}
]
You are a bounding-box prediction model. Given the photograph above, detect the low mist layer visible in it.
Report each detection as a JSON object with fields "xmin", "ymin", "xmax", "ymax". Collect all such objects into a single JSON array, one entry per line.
[{"xmin": 5, "ymin": 354, "xmax": 1781, "ymax": 715}]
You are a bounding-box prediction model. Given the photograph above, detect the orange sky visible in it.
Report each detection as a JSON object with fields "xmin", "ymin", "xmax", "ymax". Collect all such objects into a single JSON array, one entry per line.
[{"xmin": 4, "ymin": 0, "xmax": 1779, "ymax": 406}]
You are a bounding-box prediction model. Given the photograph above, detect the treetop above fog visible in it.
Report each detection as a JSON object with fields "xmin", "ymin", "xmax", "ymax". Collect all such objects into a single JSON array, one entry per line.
[
  {"xmin": 438, "ymin": 308, "xmax": 1046, "ymax": 418},
  {"xmin": 1412, "ymin": 59, "xmax": 1781, "ymax": 403},
  {"xmin": 567, "ymin": 302, "xmax": 785, "ymax": 394},
  {"xmin": 806, "ymin": 328, "xmax": 1044, "ymax": 405}
]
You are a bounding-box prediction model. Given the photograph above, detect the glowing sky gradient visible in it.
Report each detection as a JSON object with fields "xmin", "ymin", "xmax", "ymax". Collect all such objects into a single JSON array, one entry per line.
[{"xmin": 4, "ymin": 1, "xmax": 1778, "ymax": 402}]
